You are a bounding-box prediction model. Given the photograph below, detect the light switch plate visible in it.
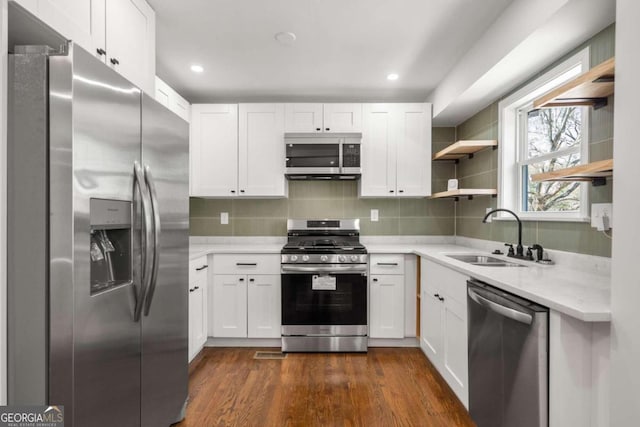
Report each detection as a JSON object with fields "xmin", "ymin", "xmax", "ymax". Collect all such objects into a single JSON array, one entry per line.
[
  {"xmin": 371, "ymin": 209, "xmax": 379, "ymax": 222},
  {"xmin": 221, "ymin": 212, "xmax": 229, "ymax": 225},
  {"xmin": 591, "ymin": 203, "xmax": 612, "ymax": 230}
]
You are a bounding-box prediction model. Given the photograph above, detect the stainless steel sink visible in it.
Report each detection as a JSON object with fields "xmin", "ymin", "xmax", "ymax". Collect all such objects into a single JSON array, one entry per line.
[{"xmin": 446, "ymin": 254, "xmax": 526, "ymax": 267}]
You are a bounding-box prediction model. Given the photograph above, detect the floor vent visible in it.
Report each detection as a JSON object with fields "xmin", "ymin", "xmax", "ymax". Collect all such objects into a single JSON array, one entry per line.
[{"xmin": 254, "ymin": 351, "xmax": 287, "ymax": 360}]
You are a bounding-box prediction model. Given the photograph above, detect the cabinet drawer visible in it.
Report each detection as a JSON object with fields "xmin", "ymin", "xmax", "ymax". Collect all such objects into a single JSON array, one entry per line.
[
  {"xmin": 370, "ymin": 254, "xmax": 405, "ymax": 275},
  {"xmin": 189, "ymin": 256, "xmax": 209, "ymax": 284},
  {"xmin": 213, "ymin": 254, "xmax": 280, "ymax": 275}
]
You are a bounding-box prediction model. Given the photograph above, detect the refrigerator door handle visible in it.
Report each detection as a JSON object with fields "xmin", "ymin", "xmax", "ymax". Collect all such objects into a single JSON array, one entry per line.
[
  {"xmin": 134, "ymin": 161, "xmax": 154, "ymax": 322},
  {"xmin": 143, "ymin": 165, "xmax": 161, "ymax": 316}
]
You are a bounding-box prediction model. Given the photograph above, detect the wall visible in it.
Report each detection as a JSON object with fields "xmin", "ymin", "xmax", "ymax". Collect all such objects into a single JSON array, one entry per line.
[
  {"xmin": 190, "ymin": 127, "xmax": 456, "ymax": 236},
  {"xmin": 454, "ymin": 24, "xmax": 615, "ymax": 257},
  {"xmin": 610, "ymin": 1, "xmax": 640, "ymax": 424}
]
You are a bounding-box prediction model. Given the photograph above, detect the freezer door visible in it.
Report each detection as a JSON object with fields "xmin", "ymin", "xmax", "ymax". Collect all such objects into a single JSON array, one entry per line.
[
  {"xmin": 49, "ymin": 45, "xmax": 143, "ymax": 427},
  {"xmin": 140, "ymin": 93, "xmax": 189, "ymax": 426}
]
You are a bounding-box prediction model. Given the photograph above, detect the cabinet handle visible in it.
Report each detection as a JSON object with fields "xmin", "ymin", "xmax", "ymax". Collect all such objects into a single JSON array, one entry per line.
[
  {"xmin": 194, "ymin": 286, "xmax": 199, "ymax": 290},
  {"xmin": 389, "ymin": 190, "xmax": 394, "ymax": 193},
  {"xmin": 434, "ymin": 293, "xmax": 440, "ymax": 298},
  {"xmin": 249, "ymin": 278, "xmax": 255, "ymax": 282},
  {"xmin": 230, "ymin": 190, "xmax": 236, "ymax": 194},
  {"xmin": 195, "ymin": 265, "xmax": 208, "ymax": 271},
  {"xmin": 316, "ymin": 128, "xmax": 321, "ymax": 131},
  {"xmin": 236, "ymin": 263, "xmax": 257, "ymax": 266},
  {"xmin": 239, "ymin": 278, "xmax": 245, "ymax": 282},
  {"xmin": 325, "ymin": 128, "xmax": 330, "ymax": 131},
  {"xmin": 376, "ymin": 262, "xmax": 398, "ymax": 266},
  {"xmin": 240, "ymin": 189, "xmax": 245, "ymax": 193},
  {"xmin": 110, "ymin": 57, "xmax": 120, "ymax": 66},
  {"xmin": 189, "ymin": 288, "xmax": 195, "ymax": 293},
  {"xmin": 96, "ymin": 48, "xmax": 106, "ymax": 56},
  {"xmin": 438, "ymin": 296, "xmax": 445, "ymax": 302},
  {"xmin": 372, "ymin": 278, "xmax": 378, "ymax": 282},
  {"xmin": 399, "ymin": 190, "xmax": 404, "ymax": 193}
]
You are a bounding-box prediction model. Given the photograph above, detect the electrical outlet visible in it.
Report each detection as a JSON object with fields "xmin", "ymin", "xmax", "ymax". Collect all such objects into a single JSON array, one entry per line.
[
  {"xmin": 591, "ymin": 203, "xmax": 612, "ymax": 231},
  {"xmin": 371, "ymin": 209, "xmax": 379, "ymax": 222},
  {"xmin": 485, "ymin": 208, "xmax": 494, "ymax": 223},
  {"xmin": 221, "ymin": 212, "xmax": 229, "ymax": 225}
]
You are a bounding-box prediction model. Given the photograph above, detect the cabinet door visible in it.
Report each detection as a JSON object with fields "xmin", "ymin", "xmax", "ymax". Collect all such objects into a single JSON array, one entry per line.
[
  {"xmin": 370, "ymin": 275, "xmax": 405, "ymax": 338},
  {"xmin": 212, "ymin": 274, "xmax": 247, "ymax": 338},
  {"xmin": 247, "ymin": 275, "xmax": 281, "ymax": 338},
  {"xmin": 421, "ymin": 283, "xmax": 444, "ymax": 368},
  {"xmin": 442, "ymin": 296, "xmax": 469, "ymax": 408},
  {"xmin": 395, "ymin": 103, "xmax": 431, "ymax": 197},
  {"xmin": 193, "ymin": 265, "xmax": 208, "ymax": 350},
  {"xmin": 238, "ymin": 103, "xmax": 286, "ymax": 197},
  {"xmin": 323, "ymin": 103, "xmax": 362, "ymax": 132},
  {"xmin": 188, "ymin": 283, "xmax": 195, "ymax": 360},
  {"xmin": 190, "ymin": 104, "xmax": 238, "ymax": 197},
  {"xmin": 36, "ymin": 0, "xmax": 106, "ymax": 60},
  {"xmin": 105, "ymin": 0, "xmax": 155, "ymax": 93},
  {"xmin": 284, "ymin": 103, "xmax": 323, "ymax": 133},
  {"xmin": 360, "ymin": 104, "xmax": 397, "ymax": 197}
]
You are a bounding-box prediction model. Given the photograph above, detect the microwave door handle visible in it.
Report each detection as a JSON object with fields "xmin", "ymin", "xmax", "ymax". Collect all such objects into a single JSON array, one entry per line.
[
  {"xmin": 338, "ymin": 138, "xmax": 343, "ymax": 173},
  {"xmin": 143, "ymin": 165, "xmax": 161, "ymax": 316},
  {"xmin": 134, "ymin": 161, "xmax": 153, "ymax": 322}
]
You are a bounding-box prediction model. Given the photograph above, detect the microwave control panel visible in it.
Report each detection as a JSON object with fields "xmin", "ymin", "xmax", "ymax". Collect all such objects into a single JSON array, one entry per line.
[{"xmin": 342, "ymin": 143, "xmax": 361, "ymax": 167}]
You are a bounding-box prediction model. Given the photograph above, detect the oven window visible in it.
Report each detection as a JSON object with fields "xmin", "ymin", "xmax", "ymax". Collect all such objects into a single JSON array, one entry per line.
[
  {"xmin": 286, "ymin": 144, "xmax": 340, "ymax": 168},
  {"xmin": 281, "ymin": 274, "xmax": 367, "ymax": 325}
]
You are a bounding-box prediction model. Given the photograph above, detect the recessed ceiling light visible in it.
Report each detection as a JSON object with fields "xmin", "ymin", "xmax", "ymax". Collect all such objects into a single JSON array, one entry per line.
[
  {"xmin": 191, "ymin": 64, "xmax": 204, "ymax": 73},
  {"xmin": 387, "ymin": 73, "xmax": 399, "ymax": 81},
  {"xmin": 274, "ymin": 32, "xmax": 297, "ymax": 46}
]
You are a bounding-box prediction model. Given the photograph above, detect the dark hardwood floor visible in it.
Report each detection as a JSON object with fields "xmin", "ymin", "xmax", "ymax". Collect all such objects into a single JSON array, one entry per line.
[{"xmin": 177, "ymin": 347, "xmax": 475, "ymax": 427}]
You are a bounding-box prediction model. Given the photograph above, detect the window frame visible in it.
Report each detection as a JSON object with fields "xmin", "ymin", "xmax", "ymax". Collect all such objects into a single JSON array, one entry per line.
[{"xmin": 498, "ymin": 48, "xmax": 590, "ymax": 222}]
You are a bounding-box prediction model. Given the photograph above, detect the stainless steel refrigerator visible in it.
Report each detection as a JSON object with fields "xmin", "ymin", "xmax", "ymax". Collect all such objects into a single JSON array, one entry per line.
[{"xmin": 7, "ymin": 42, "xmax": 189, "ymax": 427}]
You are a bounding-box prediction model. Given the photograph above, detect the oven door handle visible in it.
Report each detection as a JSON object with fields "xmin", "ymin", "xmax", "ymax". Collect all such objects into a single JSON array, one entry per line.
[{"xmin": 281, "ymin": 265, "xmax": 367, "ymax": 274}]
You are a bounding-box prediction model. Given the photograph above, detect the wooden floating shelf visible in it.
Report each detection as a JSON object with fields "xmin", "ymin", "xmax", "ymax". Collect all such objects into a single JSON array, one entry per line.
[
  {"xmin": 533, "ymin": 57, "xmax": 615, "ymax": 109},
  {"xmin": 531, "ymin": 159, "xmax": 613, "ymax": 186},
  {"xmin": 432, "ymin": 140, "xmax": 498, "ymax": 161},
  {"xmin": 431, "ymin": 189, "xmax": 497, "ymax": 201}
]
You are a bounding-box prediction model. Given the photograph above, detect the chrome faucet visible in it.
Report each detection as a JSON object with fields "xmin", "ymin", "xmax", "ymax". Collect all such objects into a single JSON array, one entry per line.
[{"xmin": 482, "ymin": 208, "xmax": 524, "ymax": 259}]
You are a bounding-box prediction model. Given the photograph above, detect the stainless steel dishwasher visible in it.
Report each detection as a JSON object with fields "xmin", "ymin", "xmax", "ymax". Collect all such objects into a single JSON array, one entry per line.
[{"xmin": 467, "ymin": 279, "xmax": 549, "ymax": 427}]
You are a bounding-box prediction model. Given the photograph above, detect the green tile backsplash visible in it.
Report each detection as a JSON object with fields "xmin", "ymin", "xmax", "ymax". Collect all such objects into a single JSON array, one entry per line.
[
  {"xmin": 454, "ymin": 24, "xmax": 615, "ymax": 257},
  {"xmin": 190, "ymin": 126, "xmax": 457, "ymax": 237}
]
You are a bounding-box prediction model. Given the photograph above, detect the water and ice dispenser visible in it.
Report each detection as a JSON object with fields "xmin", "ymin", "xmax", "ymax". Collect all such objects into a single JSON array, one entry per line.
[{"xmin": 90, "ymin": 198, "xmax": 133, "ymax": 295}]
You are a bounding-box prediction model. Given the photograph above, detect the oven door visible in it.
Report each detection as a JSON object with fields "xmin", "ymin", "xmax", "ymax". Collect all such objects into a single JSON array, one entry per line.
[
  {"xmin": 281, "ymin": 271, "xmax": 367, "ymax": 327},
  {"xmin": 285, "ymin": 141, "xmax": 340, "ymax": 174}
]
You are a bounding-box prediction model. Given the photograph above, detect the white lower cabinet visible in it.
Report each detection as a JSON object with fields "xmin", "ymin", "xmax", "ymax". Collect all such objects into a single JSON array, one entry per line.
[
  {"xmin": 188, "ymin": 256, "xmax": 208, "ymax": 361},
  {"xmin": 420, "ymin": 258, "xmax": 469, "ymax": 408},
  {"xmin": 369, "ymin": 254, "xmax": 405, "ymax": 339},
  {"xmin": 210, "ymin": 254, "xmax": 281, "ymax": 339}
]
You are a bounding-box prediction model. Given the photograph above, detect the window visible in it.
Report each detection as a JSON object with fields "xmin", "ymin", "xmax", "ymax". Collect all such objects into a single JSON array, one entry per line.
[{"xmin": 499, "ymin": 48, "xmax": 590, "ymax": 221}]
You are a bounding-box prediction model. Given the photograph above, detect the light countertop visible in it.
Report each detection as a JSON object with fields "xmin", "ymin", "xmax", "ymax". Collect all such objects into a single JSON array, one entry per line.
[{"xmin": 190, "ymin": 242, "xmax": 611, "ymax": 322}]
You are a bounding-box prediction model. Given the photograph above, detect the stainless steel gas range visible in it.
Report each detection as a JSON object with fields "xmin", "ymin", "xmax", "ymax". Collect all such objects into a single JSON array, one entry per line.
[{"xmin": 280, "ymin": 219, "xmax": 368, "ymax": 352}]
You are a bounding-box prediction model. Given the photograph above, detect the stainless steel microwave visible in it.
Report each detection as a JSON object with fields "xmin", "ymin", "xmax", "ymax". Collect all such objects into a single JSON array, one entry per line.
[{"xmin": 284, "ymin": 133, "xmax": 362, "ymax": 180}]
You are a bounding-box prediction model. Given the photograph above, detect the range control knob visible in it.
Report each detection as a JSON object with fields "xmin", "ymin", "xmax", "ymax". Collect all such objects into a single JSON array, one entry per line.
[
  {"xmin": 290, "ymin": 255, "xmax": 298, "ymax": 262},
  {"xmin": 320, "ymin": 255, "xmax": 328, "ymax": 262},
  {"xmin": 338, "ymin": 255, "xmax": 346, "ymax": 262},
  {"xmin": 302, "ymin": 255, "xmax": 310, "ymax": 262},
  {"xmin": 350, "ymin": 255, "xmax": 358, "ymax": 262}
]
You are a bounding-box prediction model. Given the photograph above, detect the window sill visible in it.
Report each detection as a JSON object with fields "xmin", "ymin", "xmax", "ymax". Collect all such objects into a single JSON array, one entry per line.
[{"xmin": 491, "ymin": 215, "xmax": 590, "ymax": 223}]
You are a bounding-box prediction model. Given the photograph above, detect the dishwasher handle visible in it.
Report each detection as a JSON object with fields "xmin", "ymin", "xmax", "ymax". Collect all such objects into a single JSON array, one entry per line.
[{"xmin": 468, "ymin": 287, "xmax": 533, "ymax": 325}]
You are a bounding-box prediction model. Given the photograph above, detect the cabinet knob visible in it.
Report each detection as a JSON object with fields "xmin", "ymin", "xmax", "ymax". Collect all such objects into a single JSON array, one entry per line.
[
  {"xmin": 240, "ymin": 189, "xmax": 245, "ymax": 193},
  {"xmin": 189, "ymin": 288, "xmax": 195, "ymax": 293},
  {"xmin": 438, "ymin": 296, "xmax": 445, "ymax": 302},
  {"xmin": 399, "ymin": 190, "xmax": 404, "ymax": 193},
  {"xmin": 96, "ymin": 48, "xmax": 106, "ymax": 56},
  {"xmin": 372, "ymin": 278, "xmax": 378, "ymax": 282},
  {"xmin": 389, "ymin": 190, "xmax": 394, "ymax": 193},
  {"xmin": 110, "ymin": 58, "xmax": 120, "ymax": 66},
  {"xmin": 434, "ymin": 293, "xmax": 440, "ymax": 298},
  {"xmin": 230, "ymin": 190, "xmax": 236, "ymax": 194},
  {"xmin": 239, "ymin": 278, "xmax": 245, "ymax": 282},
  {"xmin": 325, "ymin": 128, "xmax": 330, "ymax": 131},
  {"xmin": 194, "ymin": 286, "xmax": 199, "ymax": 290},
  {"xmin": 316, "ymin": 128, "xmax": 321, "ymax": 131},
  {"xmin": 249, "ymin": 278, "xmax": 255, "ymax": 282}
]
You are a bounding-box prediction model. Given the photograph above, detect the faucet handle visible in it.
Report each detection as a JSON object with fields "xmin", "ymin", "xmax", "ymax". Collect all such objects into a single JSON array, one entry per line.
[
  {"xmin": 504, "ymin": 243, "xmax": 515, "ymax": 256},
  {"xmin": 526, "ymin": 247, "xmax": 535, "ymax": 261}
]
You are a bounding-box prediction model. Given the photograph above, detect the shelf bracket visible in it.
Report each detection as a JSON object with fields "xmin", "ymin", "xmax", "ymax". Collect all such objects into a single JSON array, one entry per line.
[
  {"xmin": 591, "ymin": 177, "xmax": 607, "ymax": 186},
  {"xmin": 467, "ymin": 195, "xmax": 474, "ymax": 201},
  {"xmin": 467, "ymin": 153, "xmax": 474, "ymax": 160},
  {"xmin": 453, "ymin": 197, "xmax": 459, "ymax": 202}
]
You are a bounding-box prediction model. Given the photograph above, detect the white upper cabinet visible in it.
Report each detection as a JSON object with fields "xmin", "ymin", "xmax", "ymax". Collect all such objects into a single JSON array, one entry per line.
[
  {"xmin": 155, "ymin": 76, "xmax": 190, "ymax": 122},
  {"xmin": 323, "ymin": 103, "xmax": 363, "ymax": 133},
  {"xmin": 17, "ymin": 0, "xmax": 155, "ymax": 94},
  {"xmin": 284, "ymin": 103, "xmax": 324, "ymax": 133},
  {"xmin": 238, "ymin": 103, "xmax": 287, "ymax": 197},
  {"xmin": 105, "ymin": 0, "xmax": 155, "ymax": 94},
  {"xmin": 190, "ymin": 104, "xmax": 238, "ymax": 197},
  {"xmin": 284, "ymin": 103, "xmax": 362, "ymax": 133},
  {"xmin": 360, "ymin": 103, "xmax": 431, "ymax": 198}
]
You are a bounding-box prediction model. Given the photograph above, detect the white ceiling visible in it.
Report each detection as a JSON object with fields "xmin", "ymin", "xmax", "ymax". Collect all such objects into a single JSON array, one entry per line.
[{"xmin": 148, "ymin": 0, "xmax": 515, "ymax": 104}]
